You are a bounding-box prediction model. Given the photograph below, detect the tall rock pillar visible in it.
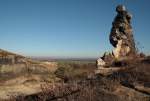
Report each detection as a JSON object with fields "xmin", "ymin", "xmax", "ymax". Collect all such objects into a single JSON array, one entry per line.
[
  {"xmin": 97, "ymin": 5, "xmax": 136, "ymax": 69},
  {"xmin": 110, "ymin": 5, "xmax": 136, "ymax": 59}
]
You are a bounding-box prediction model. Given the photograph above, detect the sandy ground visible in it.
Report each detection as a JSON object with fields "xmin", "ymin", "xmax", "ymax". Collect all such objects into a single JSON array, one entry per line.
[
  {"xmin": 0, "ymin": 61, "xmax": 58, "ymax": 100},
  {"xmin": 0, "ymin": 82, "xmax": 43, "ymax": 100},
  {"xmin": 0, "ymin": 75, "xmax": 48, "ymax": 100}
]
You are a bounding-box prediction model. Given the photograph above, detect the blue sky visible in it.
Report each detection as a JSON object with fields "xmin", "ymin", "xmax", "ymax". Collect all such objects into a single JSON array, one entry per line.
[{"xmin": 0, "ymin": 0, "xmax": 150, "ymax": 58}]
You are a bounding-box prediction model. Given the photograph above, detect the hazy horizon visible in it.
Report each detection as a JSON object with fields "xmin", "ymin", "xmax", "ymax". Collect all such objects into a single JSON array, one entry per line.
[{"xmin": 0, "ymin": 0, "xmax": 150, "ymax": 58}]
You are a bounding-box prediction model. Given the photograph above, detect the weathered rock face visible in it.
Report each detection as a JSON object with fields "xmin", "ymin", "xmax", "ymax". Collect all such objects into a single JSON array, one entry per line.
[{"xmin": 110, "ymin": 5, "xmax": 136, "ymax": 58}]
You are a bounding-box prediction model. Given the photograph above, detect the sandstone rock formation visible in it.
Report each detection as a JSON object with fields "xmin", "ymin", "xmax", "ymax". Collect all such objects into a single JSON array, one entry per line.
[
  {"xmin": 110, "ymin": 5, "xmax": 136, "ymax": 58},
  {"xmin": 97, "ymin": 5, "xmax": 136, "ymax": 69}
]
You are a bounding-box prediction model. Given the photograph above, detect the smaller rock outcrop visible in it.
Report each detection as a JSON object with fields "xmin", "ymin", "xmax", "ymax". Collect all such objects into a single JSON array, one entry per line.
[{"xmin": 0, "ymin": 49, "xmax": 26, "ymax": 64}]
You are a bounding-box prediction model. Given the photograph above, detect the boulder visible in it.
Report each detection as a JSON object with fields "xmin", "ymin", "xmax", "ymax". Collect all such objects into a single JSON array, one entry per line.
[{"xmin": 97, "ymin": 57, "xmax": 106, "ymax": 66}]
